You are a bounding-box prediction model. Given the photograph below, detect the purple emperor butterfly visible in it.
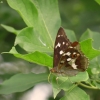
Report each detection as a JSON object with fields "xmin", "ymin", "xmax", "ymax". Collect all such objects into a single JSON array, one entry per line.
[{"xmin": 51, "ymin": 27, "xmax": 89, "ymax": 76}]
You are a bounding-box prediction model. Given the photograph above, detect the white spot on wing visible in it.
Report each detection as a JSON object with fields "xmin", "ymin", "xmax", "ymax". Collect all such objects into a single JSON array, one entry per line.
[
  {"xmin": 66, "ymin": 43, "xmax": 68, "ymax": 45},
  {"xmin": 72, "ymin": 63, "xmax": 77, "ymax": 69},
  {"xmin": 63, "ymin": 52, "xmax": 71, "ymax": 56},
  {"xmin": 55, "ymin": 42, "xmax": 61, "ymax": 48},
  {"xmin": 58, "ymin": 35, "xmax": 60, "ymax": 37},
  {"xmin": 67, "ymin": 58, "xmax": 71, "ymax": 61},
  {"xmin": 60, "ymin": 35, "xmax": 63, "ymax": 36},
  {"xmin": 68, "ymin": 59, "xmax": 77, "ymax": 69},
  {"xmin": 60, "ymin": 60, "xmax": 64, "ymax": 64},
  {"xmin": 66, "ymin": 52, "xmax": 71, "ymax": 56},
  {"xmin": 69, "ymin": 46, "xmax": 73, "ymax": 48},
  {"xmin": 59, "ymin": 50, "xmax": 64, "ymax": 55},
  {"xmin": 63, "ymin": 42, "xmax": 65, "ymax": 45},
  {"xmin": 73, "ymin": 52, "xmax": 76, "ymax": 54}
]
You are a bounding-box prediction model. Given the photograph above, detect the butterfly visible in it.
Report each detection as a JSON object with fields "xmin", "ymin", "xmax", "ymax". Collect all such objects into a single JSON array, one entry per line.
[{"xmin": 50, "ymin": 27, "xmax": 89, "ymax": 76}]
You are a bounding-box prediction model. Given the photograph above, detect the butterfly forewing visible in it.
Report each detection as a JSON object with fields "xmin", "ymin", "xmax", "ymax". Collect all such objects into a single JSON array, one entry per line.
[{"xmin": 53, "ymin": 27, "xmax": 71, "ymax": 68}]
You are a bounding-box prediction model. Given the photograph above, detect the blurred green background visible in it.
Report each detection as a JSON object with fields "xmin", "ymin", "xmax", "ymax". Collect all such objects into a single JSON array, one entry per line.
[{"xmin": 0, "ymin": 0, "xmax": 100, "ymax": 100}]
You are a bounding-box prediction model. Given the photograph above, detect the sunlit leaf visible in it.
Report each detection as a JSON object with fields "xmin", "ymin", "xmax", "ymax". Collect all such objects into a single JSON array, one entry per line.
[
  {"xmin": 7, "ymin": 0, "xmax": 61, "ymax": 48},
  {"xmin": 15, "ymin": 27, "xmax": 53, "ymax": 53},
  {"xmin": 95, "ymin": 0, "xmax": 100, "ymax": 5},
  {"xmin": 1, "ymin": 24, "xmax": 18, "ymax": 35},
  {"xmin": 8, "ymin": 47, "xmax": 53, "ymax": 68},
  {"xmin": 80, "ymin": 39, "xmax": 100, "ymax": 59},
  {"xmin": 80, "ymin": 29, "xmax": 100, "ymax": 49}
]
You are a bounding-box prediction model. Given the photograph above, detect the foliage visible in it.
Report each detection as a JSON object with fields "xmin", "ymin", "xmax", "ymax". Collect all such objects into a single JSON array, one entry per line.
[{"xmin": 1, "ymin": 0, "xmax": 100, "ymax": 100}]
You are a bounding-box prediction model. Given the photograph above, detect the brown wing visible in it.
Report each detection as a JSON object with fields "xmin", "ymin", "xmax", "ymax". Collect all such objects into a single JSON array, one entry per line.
[
  {"xmin": 75, "ymin": 42, "xmax": 89, "ymax": 71},
  {"xmin": 53, "ymin": 27, "xmax": 71, "ymax": 68},
  {"xmin": 51, "ymin": 27, "xmax": 89, "ymax": 76},
  {"xmin": 56, "ymin": 42, "xmax": 89, "ymax": 76}
]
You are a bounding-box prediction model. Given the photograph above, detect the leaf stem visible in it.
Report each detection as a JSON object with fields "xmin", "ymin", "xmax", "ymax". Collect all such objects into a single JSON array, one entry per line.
[{"xmin": 77, "ymin": 82, "xmax": 99, "ymax": 90}]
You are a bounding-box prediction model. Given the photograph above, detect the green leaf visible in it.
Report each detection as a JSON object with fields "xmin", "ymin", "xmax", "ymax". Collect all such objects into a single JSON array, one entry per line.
[
  {"xmin": 57, "ymin": 77, "xmax": 74, "ymax": 92},
  {"xmin": 7, "ymin": 0, "xmax": 61, "ymax": 48},
  {"xmin": 93, "ymin": 81, "xmax": 100, "ymax": 89},
  {"xmin": 89, "ymin": 57, "xmax": 98, "ymax": 69},
  {"xmin": 15, "ymin": 27, "xmax": 53, "ymax": 53},
  {"xmin": 51, "ymin": 76, "xmax": 73, "ymax": 98},
  {"xmin": 70, "ymin": 71, "xmax": 89, "ymax": 82},
  {"xmin": 1, "ymin": 24, "xmax": 18, "ymax": 35},
  {"xmin": 51, "ymin": 71, "xmax": 89, "ymax": 98},
  {"xmin": 65, "ymin": 29, "xmax": 77, "ymax": 42},
  {"xmin": 80, "ymin": 29, "xmax": 100, "ymax": 49},
  {"xmin": 51, "ymin": 75, "xmax": 61, "ymax": 98},
  {"xmin": 80, "ymin": 29, "xmax": 100, "ymax": 77},
  {"xmin": 0, "ymin": 73, "xmax": 48, "ymax": 94},
  {"xmin": 60, "ymin": 87, "xmax": 90, "ymax": 100},
  {"xmin": 8, "ymin": 47, "xmax": 53, "ymax": 68},
  {"xmin": 95, "ymin": 0, "xmax": 100, "ymax": 5},
  {"xmin": 59, "ymin": 72, "xmax": 88, "ymax": 89},
  {"xmin": 80, "ymin": 39, "xmax": 100, "ymax": 59},
  {"xmin": 89, "ymin": 57, "xmax": 100, "ymax": 75}
]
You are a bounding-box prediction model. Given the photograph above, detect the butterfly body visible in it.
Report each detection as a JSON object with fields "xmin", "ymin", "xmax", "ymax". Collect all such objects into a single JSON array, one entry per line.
[{"xmin": 51, "ymin": 27, "xmax": 89, "ymax": 76}]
